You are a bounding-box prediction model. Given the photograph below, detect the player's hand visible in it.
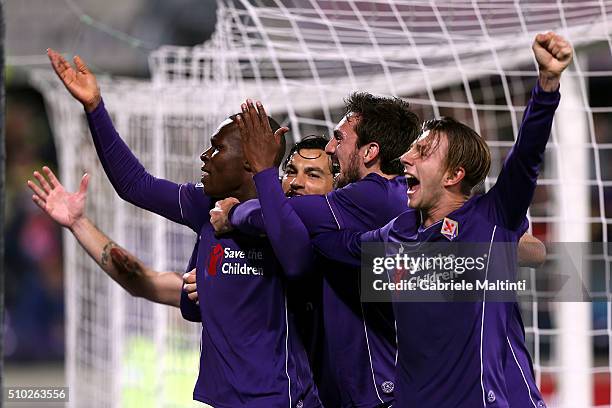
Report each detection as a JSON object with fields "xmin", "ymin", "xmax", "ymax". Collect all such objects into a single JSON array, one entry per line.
[
  {"xmin": 28, "ymin": 166, "xmax": 89, "ymax": 229},
  {"xmin": 182, "ymin": 269, "xmax": 198, "ymax": 304},
  {"xmin": 47, "ymin": 48, "xmax": 101, "ymax": 112},
  {"xmin": 109, "ymin": 246, "xmax": 146, "ymax": 279},
  {"xmin": 532, "ymin": 32, "xmax": 573, "ymax": 91},
  {"xmin": 234, "ymin": 99, "xmax": 289, "ymax": 174},
  {"xmin": 210, "ymin": 197, "xmax": 240, "ymax": 235}
]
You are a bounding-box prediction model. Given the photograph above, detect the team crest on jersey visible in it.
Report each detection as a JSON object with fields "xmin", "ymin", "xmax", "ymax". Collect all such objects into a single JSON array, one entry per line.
[
  {"xmin": 195, "ymin": 182, "xmax": 204, "ymax": 188},
  {"xmin": 441, "ymin": 217, "xmax": 459, "ymax": 240},
  {"xmin": 381, "ymin": 381, "xmax": 394, "ymax": 394},
  {"xmin": 208, "ymin": 243, "xmax": 224, "ymax": 276}
]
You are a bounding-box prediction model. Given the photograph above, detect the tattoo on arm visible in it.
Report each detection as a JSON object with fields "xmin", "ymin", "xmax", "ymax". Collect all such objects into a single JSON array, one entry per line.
[
  {"xmin": 116, "ymin": 255, "xmax": 142, "ymax": 280},
  {"xmin": 101, "ymin": 241, "xmax": 117, "ymax": 266},
  {"xmin": 105, "ymin": 244, "xmax": 144, "ymax": 280}
]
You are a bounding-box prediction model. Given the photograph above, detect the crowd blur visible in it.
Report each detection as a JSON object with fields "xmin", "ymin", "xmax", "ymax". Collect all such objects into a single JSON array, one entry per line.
[
  {"xmin": 5, "ymin": 86, "xmax": 63, "ymax": 361},
  {"xmin": 5, "ymin": 0, "xmax": 217, "ymax": 363}
]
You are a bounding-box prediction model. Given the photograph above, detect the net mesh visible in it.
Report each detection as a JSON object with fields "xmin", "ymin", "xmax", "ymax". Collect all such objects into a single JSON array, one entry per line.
[{"xmin": 28, "ymin": 1, "xmax": 612, "ymax": 407}]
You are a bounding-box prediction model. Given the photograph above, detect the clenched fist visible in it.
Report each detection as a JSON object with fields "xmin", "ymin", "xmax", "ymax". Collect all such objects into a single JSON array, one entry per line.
[{"xmin": 532, "ymin": 32, "xmax": 573, "ymax": 91}]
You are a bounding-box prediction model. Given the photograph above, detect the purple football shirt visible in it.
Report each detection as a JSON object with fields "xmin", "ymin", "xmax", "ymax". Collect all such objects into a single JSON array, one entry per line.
[
  {"xmin": 311, "ymin": 81, "xmax": 558, "ymax": 407},
  {"xmin": 86, "ymin": 102, "xmax": 321, "ymax": 408}
]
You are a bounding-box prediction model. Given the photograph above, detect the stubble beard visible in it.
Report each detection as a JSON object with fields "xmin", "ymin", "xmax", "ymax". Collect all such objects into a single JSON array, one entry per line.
[{"xmin": 334, "ymin": 150, "xmax": 361, "ymax": 189}]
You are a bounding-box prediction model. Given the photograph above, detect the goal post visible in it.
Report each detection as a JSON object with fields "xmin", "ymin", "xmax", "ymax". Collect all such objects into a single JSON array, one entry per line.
[{"xmin": 554, "ymin": 65, "xmax": 593, "ymax": 407}]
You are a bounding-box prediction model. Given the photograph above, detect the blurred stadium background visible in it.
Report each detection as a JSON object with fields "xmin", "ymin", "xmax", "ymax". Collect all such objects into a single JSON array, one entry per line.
[
  {"xmin": 5, "ymin": 1, "xmax": 214, "ymax": 407},
  {"xmin": 5, "ymin": 1, "xmax": 612, "ymax": 407}
]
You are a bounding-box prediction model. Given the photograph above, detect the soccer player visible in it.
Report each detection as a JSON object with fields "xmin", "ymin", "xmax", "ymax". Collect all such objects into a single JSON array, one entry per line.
[
  {"xmin": 310, "ymin": 32, "xmax": 571, "ymax": 407},
  {"xmin": 47, "ymin": 49, "xmax": 321, "ymax": 407},
  {"xmin": 278, "ymin": 135, "xmax": 340, "ymax": 406},
  {"xmin": 27, "ymin": 166, "xmax": 193, "ymax": 307}
]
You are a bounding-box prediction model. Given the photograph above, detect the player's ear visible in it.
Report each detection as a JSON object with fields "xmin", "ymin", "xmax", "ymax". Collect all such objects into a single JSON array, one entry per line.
[
  {"xmin": 444, "ymin": 166, "xmax": 465, "ymax": 188},
  {"xmin": 363, "ymin": 142, "xmax": 380, "ymax": 165},
  {"xmin": 243, "ymin": 159, "xmax": 253, "ymax": 172}
]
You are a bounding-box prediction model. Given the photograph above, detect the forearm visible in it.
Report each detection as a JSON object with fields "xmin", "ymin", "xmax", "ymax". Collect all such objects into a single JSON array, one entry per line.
[
  {"xmin": 231, "ymin": 187, "xmax": 340, "ymax": 238},
  {"xmin": 229, "ymin": 199, "xmax": 267, "ymax": 236},
  {"xmin": 86, "ymin": 100, "xmax": 190, "ymax": 226},
  {"xmin": 254, "ymin": 169, "xmax": 315, "ymax": 279},
  {"xmin": 69, "ymin": 217, "xmax": 181, "ymax": 307},
  {"xmin": 538, "ymin": 71, "xmax": 560, "ymax": 93},
  {"xmin": 515, "ymin": 81, "xmax": 560, "ymax": 161},
  {"xmin": 143, "ymin": 272, "xmax": 182, "ymax": 307},
  {"xmin": 490, "ymin": 81, "xmax": 560, "ymax": 229},
  {"xmin": 236, "ymin": 197, "xmax": 339, "ymax": 236},
  {"xmin": 86, "ymin": 99, "xmax": 153, "ymax": 201}
]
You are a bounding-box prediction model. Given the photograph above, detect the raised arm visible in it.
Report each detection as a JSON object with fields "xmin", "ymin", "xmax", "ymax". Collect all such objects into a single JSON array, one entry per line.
[
  {"xmin": 228, "ymin": 100, "xmax": 314, "ymax": 279},
  {"xmin": 315, "ymin": 215, "xmax": 546, "ymax": 268},
  {"xmin": 27, "ymin": 167, "xmax": 185, "ymax": 307},
  {"xmin": 77, "ymin": 222, "xmax": 184, "ymax": 308},
  {"xmin": 486, "ymin": 32, "xmax": 572, "ymax": 230},
  {"xmin": 47, "ymin": 49, "xmax": 209, "ymax": 232}
]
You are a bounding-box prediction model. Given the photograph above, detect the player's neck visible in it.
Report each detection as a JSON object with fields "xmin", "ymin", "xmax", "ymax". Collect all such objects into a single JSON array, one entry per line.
[
  {"xmin": 360, "ymin": 166, "xmax": 396, "ymax": 181},
  {"xmin": 232, "ymin": 181, "xmax": 258, "ymax": 203},
  {"xmin": 422, "ymin": 194, "xmax": 466, "ymax": 227}
]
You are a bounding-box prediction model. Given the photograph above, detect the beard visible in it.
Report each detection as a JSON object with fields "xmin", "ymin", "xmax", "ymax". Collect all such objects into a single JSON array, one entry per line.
[{"xmin": 334, "ymin": 150, "xmax": 361, "ymax": 189}]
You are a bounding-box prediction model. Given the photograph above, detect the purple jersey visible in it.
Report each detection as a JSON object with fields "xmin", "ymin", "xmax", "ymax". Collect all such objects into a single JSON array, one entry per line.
[
  {"xmin": 313, "ymin": 81, "xmax": 558, "ymax": 407},
  {"xmin": 86, "ymin": 102, "xmax": 320, "ymax": 408},
  {"xmin": 231, "ymin": 171, "xmax": 410, "ymax": 407}
]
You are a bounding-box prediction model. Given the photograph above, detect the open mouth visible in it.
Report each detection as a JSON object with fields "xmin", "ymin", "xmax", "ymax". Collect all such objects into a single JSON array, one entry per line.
[
  {"xmin": 331, "ymin": 156, "xmax": 340, "ymax": 169},
  {"xmin": 406, "ymin": 174, "xmax": 420, "ymax": 194}
]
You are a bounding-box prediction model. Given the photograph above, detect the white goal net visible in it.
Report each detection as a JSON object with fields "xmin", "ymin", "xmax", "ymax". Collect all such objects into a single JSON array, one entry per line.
[{"xmin": 29, "ymin": 1, "xmax": 612, "ymax": 407}]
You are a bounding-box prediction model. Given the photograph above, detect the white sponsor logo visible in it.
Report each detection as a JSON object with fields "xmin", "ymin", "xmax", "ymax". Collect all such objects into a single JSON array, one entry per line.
[{"xmin": 221, "ymin": 247, "xmax": 265, "ymax": 276}]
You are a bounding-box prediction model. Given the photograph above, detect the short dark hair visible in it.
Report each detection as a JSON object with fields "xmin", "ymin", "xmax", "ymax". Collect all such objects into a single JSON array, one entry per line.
[
  {"xmin": 421, "ymin": 117, "xmax": 491, "ymax": 195},
  {"xmin": 344, "ymin": 92, "xmax": 421, "ymax": 175},
  {"xmin": 228, "ymin": 114, "xmax": 286, "ymax": 167},
  {"xmin": 282, "ymin": 135, "xmax": 336, "ymax": 174}
]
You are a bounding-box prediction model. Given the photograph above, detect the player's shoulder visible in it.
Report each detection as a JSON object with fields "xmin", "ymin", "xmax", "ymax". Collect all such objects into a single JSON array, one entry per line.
[
  {"xmin": 326, "ymin": 173, "xmax": 407, "ymax": 223},
  {"xmin": 458, "ymin": 194, "xmax": 525, "ymax": 236},
  {"xmin": 182, "ymin": 181, "xmax": 207, "ymax": 198},
  {"xmin": 183, "ymin": 181, "xmax": 206, "ymax": 194},
  {"xmin": 389, "ymin": 208, "xmax": 420, "ymax": 238},
  {"xmin": 335, "ymin": 173, "xmax": 402, "ymax": 196},
  {"xmin": 180, "ymin": 181, "xmax": 213, "ymax": 208},
  {"xmin": 362, "ymin": 172, "xmax": 404, "ymax": 186}
]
